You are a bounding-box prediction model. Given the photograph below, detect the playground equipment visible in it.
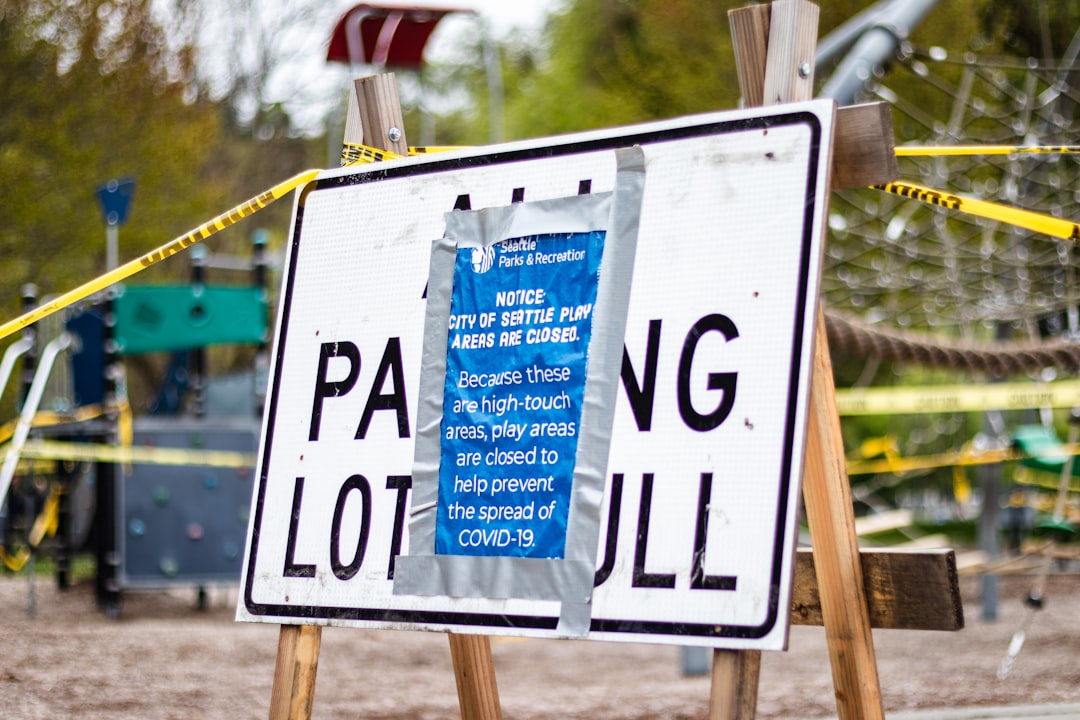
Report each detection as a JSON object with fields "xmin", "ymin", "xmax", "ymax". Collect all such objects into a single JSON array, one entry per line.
[
  {"xmin": 0, "ymin": 0, "xmax": 1071, "ymax": 712},
  {"xmin": 0, "ymin": 234, "xmax": 270, "ymax": 616}
]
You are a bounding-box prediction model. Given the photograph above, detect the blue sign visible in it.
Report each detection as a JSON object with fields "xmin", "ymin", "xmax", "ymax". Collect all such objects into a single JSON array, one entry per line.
[
  {"xmin": 95, "ymin": 177, "xmax": 136, "ymax": 226},
  {"xmin": 435, "ymin": 231, "xmax": 605, "ymax": 559}
]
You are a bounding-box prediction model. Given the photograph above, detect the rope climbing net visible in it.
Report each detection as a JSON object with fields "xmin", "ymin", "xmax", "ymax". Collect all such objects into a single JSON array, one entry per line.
[{"xmin": 826, "ymin": 39, "xmax": 1080, "ymax": 375}]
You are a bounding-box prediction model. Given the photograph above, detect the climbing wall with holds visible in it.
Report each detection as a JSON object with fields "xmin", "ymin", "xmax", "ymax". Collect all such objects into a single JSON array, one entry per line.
[{"xmin": 119, "ymin": 419, "xmax": 258, "ymax": 586}]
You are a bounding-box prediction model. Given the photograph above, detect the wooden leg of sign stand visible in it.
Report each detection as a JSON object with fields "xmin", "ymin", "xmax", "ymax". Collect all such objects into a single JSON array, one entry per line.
[
  {"xmin": 718, "ymin": 3, "xmax": 886, "ymax": 719},
  {"xmin": 268, "ymin": 625, "xmax": 322, "ymax": 720},
  {"xmin": 803, "ymin": 313, "xmax": 885, "ymax": 719},
  {"xmin": 449, "ymin": 634, "xmax": 503, "ymax": 720},
  {"xmin": 349, "ymin": 72, "xmax": 504, "ymax": 720},
  {"xmin": 709, "ymin": 650, "xmax": 761, "ymax": 720}
]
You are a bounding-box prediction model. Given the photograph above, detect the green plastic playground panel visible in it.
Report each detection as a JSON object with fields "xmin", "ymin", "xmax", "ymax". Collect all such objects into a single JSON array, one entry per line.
[
  {"xmin": 113, "ymin": 286, "xmax": 267, "ymax": 355},
  {"xmin": 1013, "ymin": 424, "xmax": 1080, "ymax": 476}
]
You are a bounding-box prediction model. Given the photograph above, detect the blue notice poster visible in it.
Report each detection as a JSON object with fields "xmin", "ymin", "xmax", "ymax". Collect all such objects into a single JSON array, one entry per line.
[{"xmin": 436, "ymin": 231, "xmax": 604, "ymax": 559}]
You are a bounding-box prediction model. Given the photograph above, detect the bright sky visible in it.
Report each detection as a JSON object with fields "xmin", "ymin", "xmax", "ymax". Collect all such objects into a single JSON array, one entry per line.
[
  {"xmin": 243, "ymin": 0, "xmax": 563, "ymax": 136},
  {"xmin": 403, "ymin": 0, "xmax": 561, "ymax": 61},
  {"xmin": 428, "ymin": 0, "xmax": 558, "ymax": 36}
]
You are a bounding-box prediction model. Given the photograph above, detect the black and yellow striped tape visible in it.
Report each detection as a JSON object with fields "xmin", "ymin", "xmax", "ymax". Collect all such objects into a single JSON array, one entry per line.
[
  {"xmin": 1, "ymin": 143, "xmax": 1076, "ymax": 343},
  {"xmin": 874, "ymin": 180, "xmax": 1080, "ymax": 240},
  {"xmin": 0, "ymin": 169, "xmax": 321, "ymax": 343}
]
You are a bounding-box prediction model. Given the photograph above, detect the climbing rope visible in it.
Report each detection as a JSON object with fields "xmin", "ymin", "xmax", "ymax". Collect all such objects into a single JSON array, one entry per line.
[{"xmin": 825, "ymin": 310, "xmax": 1080, "ymax": 376}]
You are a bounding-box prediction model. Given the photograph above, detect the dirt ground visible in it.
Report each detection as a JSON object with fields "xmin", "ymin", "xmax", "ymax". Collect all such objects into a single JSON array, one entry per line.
[{"xmin": 2, "ymin": 570, "xmax": 1080, "ymax": 719}]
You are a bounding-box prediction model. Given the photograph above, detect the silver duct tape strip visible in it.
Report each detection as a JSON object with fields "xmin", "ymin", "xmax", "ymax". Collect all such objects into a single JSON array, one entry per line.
[{"xmin": 395, "ymin": 147, "xmax": 646, "ymax": 638}]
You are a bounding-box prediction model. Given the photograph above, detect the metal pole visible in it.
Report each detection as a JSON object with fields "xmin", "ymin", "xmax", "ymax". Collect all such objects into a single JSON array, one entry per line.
[
  {"xmin": 190, "ymin": 245, "xmax": 208, "ymax": 419},
  {"xmin": 253, "ymin": 229, "xmax": 270, "ymax": 418},
  {"xmin": 816, "ymin": 0, "xmax": 891, "ymax": 69},
  {"xmin": 818, "ymin": 0, "xmax": 941, "ymax": 105},
  {"xmin": 106, "ymin": 224, "xmax": 119, "ymax": 271},
  {"xmin": 482, "ymin": 24, "xmax": 504, "ymax": 143},
  {"xmin": 96, "ymin": 295, "xmax": 121, "ymax": 617}
]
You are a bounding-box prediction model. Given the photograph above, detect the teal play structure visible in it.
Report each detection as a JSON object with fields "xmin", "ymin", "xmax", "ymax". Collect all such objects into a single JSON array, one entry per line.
[
  {"xmin": 1012, "ymin": 423, "xmax": 1080, "ymax": 543},
  {"xmin": 113, "ymin": 285, "xmax": 267, "ymax": 354},
  {"xmin": 0, "ymin": 234, "xmax": 271, "ymax": 616}
]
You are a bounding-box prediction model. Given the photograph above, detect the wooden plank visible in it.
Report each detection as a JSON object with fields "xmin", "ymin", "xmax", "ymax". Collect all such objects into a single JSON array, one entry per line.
[
  {"xmin": 853, "ymin": 508, "xmax": 913, "ymax": 536},
  {"xmin": 711, "ymin": 4, "xmax": 825, "ymax": 717},
  {"xmin": 354, "ymin": 72, "xmax": 505, "ymax": 720},
  {"xmin": 341, "ymin": 83, "xmax": 363, "ymax": 164},
  {"xmin": 729, "ymin": 7, "xmax": 895, "ymax": 191},
  {"xmin": 728, "ymin": 4, "xmax": 771, "ymax": 108},
  {"xmin": 709, "ymin": 650, "xmax": 761, "ymax": 720},
  {"xmin": 791, "ymin": 548, "xmax": 964, "ymax": 631},
  {"xmin": 832, "ymin": 102, "xmax": 898, "ymax": 189},
  {"xmin": 711, "ymin": 7, "xmax": 775, "ymax": 718},
  {"xmin": 803, "ymin": 313, "xmax": 885, "ymax": 719},
  {"xmin": 448, "ymin": 634, "xmax": 503, "ymax": 720},
  {"xmin": 756, "ymin": 2, "xmax": 886, "ymax": 716},
  {"xmin": 264, "ymin": 73, "xmax": 439, "ymax": 720},
  {"xmin": 355, "ymin": 74, "xmax": 410, "ymax": 157},
  {"xmin": 761, "ymin": 0, "xmax": 819, "ymax": 105},
  {"xmin": 726, "ymin": 3, "xmax": 885, "ymax": 718},
  {"xmin": 267, "ymin": 625, "xmax": 322, "ymax": 720},
  {"xmin": 355, "ymin": 72, "xmax": 502, "ymax": 720}
]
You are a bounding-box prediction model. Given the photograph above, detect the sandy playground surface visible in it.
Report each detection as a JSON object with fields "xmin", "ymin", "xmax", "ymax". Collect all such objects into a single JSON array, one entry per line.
[{"xmin": 2, "ymin": 570, "xmax": 1080, "ymax": 719}]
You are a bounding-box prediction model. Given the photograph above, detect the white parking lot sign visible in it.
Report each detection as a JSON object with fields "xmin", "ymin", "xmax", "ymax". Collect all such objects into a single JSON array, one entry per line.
[{"xmin": 238, "ymin": 100, "xmax": 834, "ymax": 650}]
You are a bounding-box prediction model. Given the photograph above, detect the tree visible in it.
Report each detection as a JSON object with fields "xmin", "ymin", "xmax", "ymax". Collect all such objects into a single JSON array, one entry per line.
[
  {"xmin": 501, "ymin": 0, "xmax": 743, "ymax": 139},
  {"xmin": 0, "ymin": 0, "xmax": 223, "ymax": 313}
]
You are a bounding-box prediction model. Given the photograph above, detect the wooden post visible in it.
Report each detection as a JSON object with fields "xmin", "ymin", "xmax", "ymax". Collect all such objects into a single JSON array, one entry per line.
[
  {"xmin": 351, "ymin": 72, "xmax": 503, "ymax": 720},
  {"xmin": 448, "ymin": 633, "xmax": 503, "ymax": 719},
  {"xmin": 265, "ymin": 72, "xmax": 420, "ymax": 720},
  {"xmin": 724, "ymin": 2, "xmax": 886, "ymax": 719},
  {"xmin": 352, "ymin": 74, "xmax": 410, "ymax": 158},
  {"xmin": 268, "ymin": 625, "xmax": 321, "ymax": 720},
  {"xmin": 709, "ymin": 650, "xmax": 761, "ymax": 720},
  {"xmin": 803, "ymin": 315, "xmax": 885, "ymax": 719},
  {"xmin": 729, "ymin": 3, "xmax": 770, "ymax": 109}
]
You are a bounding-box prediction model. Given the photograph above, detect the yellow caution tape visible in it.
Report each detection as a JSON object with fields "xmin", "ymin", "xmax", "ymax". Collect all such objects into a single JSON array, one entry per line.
[
  {"xmin": 340, "ymin": 143, "xmax": 463, "ymax": 166},
  {"xmin": 116, "ymin": 395, "xmax": 134, "ymax": 472},
  {"xmin": 836, "ymin": 380, "xmax": 1080, "ymax": 416},
  {"xmin": 873, "ymin": 180, "xmax": 1080, "ymax": 240},
  {"xmin": 0, "ymin": 168, "xmax": 321, "ymax": 343},
  {"xmin": 0, "ymin": 545, "xmax": 31, "ymax": 572},
  {"xmin": 408, "ymin": 146, "xmax": 467, "ymax": 156},
  {"xmin": 846, "ymin": 440, "xmax": 1080, "ymax": 479},
  {"xmin": 0, "ymin": 143, "xmax": 455, "ymax": 337},
  {"xmin": 846, "ymin": 446, "xmax": 1022, "ymax": 475},
  {"xmin": 1014, "ymin": 465, "xmax": 1080, "ymax": 493},
  {"xmin": 346, "ymin": 143, "xmax": 1080, "ymax": 242},
  {"xmin": 11, "ymin": 439, "xmax": 255, "ymax": 469},
  {"xmin": 0, "ymin": 484, "xmax": 60, "ymax": 572},
  {"xmin": 9, "ymin": 140, "xmax": 1074, "ymax": 346},
  {"xmin": 858, "ymin": 435, "xmax": 900, "ymax": 459},
  {"xmin": 896, "ymin": 145, "xmax": 1080, "ymax": 157},
  {"xmin": 354, "ymin": 143, "xmax": 1080, "ymax": 161},
  {"xmin": 953, "ymin": 463, "xmax": 972, "ymax": 504},
  {"xmin": 0, "ymin": 404, "xmax": 107, "ymax": 445},
  {"xmin": 27, "ymin": 484, "xmax": 60, "ymax": 547},
  {"xmin": 340, "ymin": 143, "xmax": 405, "ymax": 165}
]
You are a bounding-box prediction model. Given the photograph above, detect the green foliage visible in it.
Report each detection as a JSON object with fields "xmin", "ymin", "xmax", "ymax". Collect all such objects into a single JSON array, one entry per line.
[
  {"xmin": 0, "ymin": 0, "xmax": 222, "ymax": 313},
  {"xmin": 979, "ymin": 0, "xmax": 1080, "ymax": 59},
  {"xmin": 484, "ymin": 0, "xmax": 1080, "ymax": 512},
  {"xmin": 503, "ymin": 0, "xmax": 745, "ymax": 138},
  {"xmin": 0, "ymin": 0, "xmax": 331, "ymax": 408}
]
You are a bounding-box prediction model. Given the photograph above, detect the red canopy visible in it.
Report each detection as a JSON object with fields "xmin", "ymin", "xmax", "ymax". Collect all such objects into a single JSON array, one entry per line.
[{"xmin": 326, "ymin": 4, "xmax": 473, "ymax": 68}]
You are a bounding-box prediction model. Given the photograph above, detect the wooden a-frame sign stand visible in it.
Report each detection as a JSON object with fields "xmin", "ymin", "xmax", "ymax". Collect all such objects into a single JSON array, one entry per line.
[{"xmin": 265, "ymin": 2, "xmax": 963, "ymax": 718}]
